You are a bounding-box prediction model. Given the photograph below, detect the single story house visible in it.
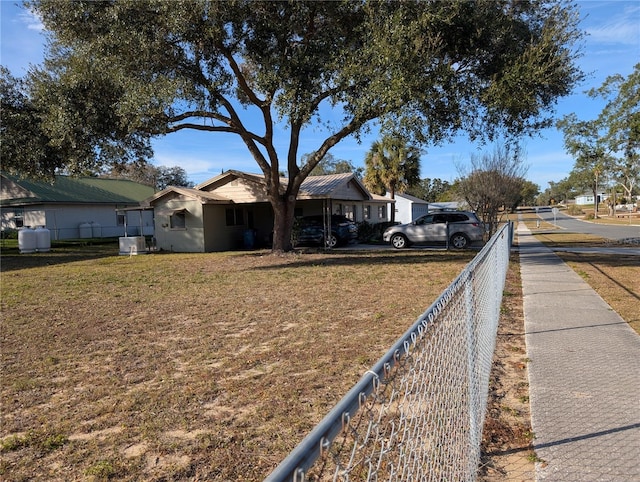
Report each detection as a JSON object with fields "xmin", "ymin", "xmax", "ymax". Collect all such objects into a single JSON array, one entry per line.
[
  {"xmin": 1, "ymin": 173, "xmax": 155, "ymax": 239},
  {"xmin": 575, "ymin": 192, "xmax": 608, "ymax": 205},
  {"xmin": 144, "ymin": 170, "xmax": 392, "ymax": 252},
  {"xmin": 386, "ymin": 193, "xmax": 429, "ymax": 224},
  {"xmin": 384, "ymin": 193, "xmax": 461, "ymax": 224}
]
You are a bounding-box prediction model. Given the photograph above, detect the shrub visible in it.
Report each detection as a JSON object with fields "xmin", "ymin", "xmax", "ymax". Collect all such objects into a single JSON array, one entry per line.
[{"xmin": 566, "ymin": 204, "xmax": 583, "ymax": 216}]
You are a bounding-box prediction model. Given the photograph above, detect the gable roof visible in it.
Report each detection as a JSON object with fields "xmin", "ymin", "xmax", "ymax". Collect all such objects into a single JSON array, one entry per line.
[
  {"xmin": 299, "ymin": 172, "xmax": 371, "ymax": 199},
  {"xmin": 143, "ymin": 186, "xmax": 231, "ymax": 206},
  {"xmin": 195, "ymin": 170, "xmax": 267, "ymax": 191},
  {"xmin": 1, "ymin": 173, "xmax": 155, "ymax": 206},
  {"xmin": 195, "ymin": 170, "xmax": 372, "ymax": 200},
  {"xmin": 390, "ymin": 192, "xmax": 429, "ymax": 204}
]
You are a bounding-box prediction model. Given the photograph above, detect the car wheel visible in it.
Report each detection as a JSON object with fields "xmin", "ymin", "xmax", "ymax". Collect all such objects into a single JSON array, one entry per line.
[
  {"xmin": 390, "ymin": 233, "xmax": 408, "ymax": 249},
  {"xmin": 450, "ymin": 233, "xmax": 470, "ymax": 249},
  {"xmin": 325, "ymin": 233, "xmax": 339, "ymax": 248}
]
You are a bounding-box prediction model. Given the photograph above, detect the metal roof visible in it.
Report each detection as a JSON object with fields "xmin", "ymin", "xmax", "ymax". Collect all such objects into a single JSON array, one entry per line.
[
  {"xmin": 299, "ymin": 172, "xmax": 355, "ymax": 197},
  {"xmin": 1, "ymin": 173, "xmax": 155, "ymax": 205}
]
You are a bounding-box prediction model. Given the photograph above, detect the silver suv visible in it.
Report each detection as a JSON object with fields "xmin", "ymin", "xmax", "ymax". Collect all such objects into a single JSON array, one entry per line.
[{"xmin": 383, "ymin": 211, "xmax": 484, "ymax": 249}]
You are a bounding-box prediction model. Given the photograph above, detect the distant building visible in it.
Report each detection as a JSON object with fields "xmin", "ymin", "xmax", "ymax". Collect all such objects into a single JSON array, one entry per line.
[
  {"xmin": 1, "ymin": 173, "xmax": 155, "ymax": 239},
  {"xmin": 385, "ymin": 193, "xmax": 429, "ymax": 224},
  {"xmin": 385, "ymin": 193, "xmax": 460, "ymax": 225},
  {"xmin": 575, "ymin": 192, "xmax": 608, "ymax": 205}
]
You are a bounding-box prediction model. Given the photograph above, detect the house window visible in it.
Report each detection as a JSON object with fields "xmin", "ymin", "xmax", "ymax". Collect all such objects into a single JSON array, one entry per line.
[
  {"xmin": 378, "ymin": 205, "xmax": 386, "ymax": 219},
  {"xmin": 344, "ymin": 204, "xmax": 355, "ymax": 221},
  {"xmin": 226, "ymin": 208, "xmax": 244, "ymax": 226},
  {"xmin": 117, "ymin": 213, "xmax": 126, "ymax": 227},
  {"xmin": 14, "ymin": 208, "xmax": 24, "ymax": 228},
  {"xmin": 364, "ymin": 205, "xmax": 371, "ymax": 221},
  {"xmin": 170, "ymin": 211, "xmax": 186, "ymax": 229}
]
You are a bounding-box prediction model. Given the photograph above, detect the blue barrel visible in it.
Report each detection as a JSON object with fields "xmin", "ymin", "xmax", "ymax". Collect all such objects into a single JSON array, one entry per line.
[{"xmin": 243, "ymin": 229, "xmax": 255, "ymax": 249}]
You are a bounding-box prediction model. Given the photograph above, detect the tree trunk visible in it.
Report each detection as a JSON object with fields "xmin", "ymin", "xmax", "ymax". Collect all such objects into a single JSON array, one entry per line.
[{"xmin": 270, "ymin": 194, "xmax": 298, "ymax": 253}]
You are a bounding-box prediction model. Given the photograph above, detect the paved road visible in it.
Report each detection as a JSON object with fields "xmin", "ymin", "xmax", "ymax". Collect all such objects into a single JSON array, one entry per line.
[{"xmin": 536, "ymin": 210, "xmax": 640, "ymax": 241}]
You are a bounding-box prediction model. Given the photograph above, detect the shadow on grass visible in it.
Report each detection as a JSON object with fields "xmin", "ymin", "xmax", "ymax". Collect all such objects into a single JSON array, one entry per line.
[
  {"xmin": 555, "ymin": 252, "xmax": 640, "ymax": 303},
  {"xmin": 556, "ymin": 251, "xmax": 640, "ymax": 269},
  {"xmin": 247, "ymin": 248, "xmax": 477, "ymax": 271},
  {"xmin": 0, "ymin": 240, "xmax": 120, "ymax": 272}
]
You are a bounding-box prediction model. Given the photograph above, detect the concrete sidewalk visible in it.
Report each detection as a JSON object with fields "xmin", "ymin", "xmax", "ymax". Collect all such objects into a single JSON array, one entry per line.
[{"xmin": 517, "ymin": 223, "xmax": 640, "ymax": 481}]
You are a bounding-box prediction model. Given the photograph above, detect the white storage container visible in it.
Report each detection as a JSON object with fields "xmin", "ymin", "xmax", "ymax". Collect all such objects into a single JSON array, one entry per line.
[
  {"xmin": 79, "ymin": 222, "xmax": 92, "ymax": 239},
  {"xmin": 18, "ymin": 228, "xmax": 37, "ymax": 254},
  {"xmin": 119, "ymin": 236, "xmax": 147, "ymax": 255},
  {"xmin": 35, "ymin": 226, "xmax": 51, "ymax": 252}
]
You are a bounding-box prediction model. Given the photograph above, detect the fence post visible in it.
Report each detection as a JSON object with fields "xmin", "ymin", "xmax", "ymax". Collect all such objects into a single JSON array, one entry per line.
[{"xmin": 465, "ymin": 272, "xmax": 480, "ymax": 478}]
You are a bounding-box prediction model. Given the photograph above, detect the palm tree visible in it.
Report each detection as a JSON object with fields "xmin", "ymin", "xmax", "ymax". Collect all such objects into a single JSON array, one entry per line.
[{"xmin": 363, "ymin": 136, "xmax": 421, "ymax": 223}]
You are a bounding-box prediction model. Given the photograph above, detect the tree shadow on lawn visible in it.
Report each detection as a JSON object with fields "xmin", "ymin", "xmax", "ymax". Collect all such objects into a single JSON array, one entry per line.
[
  {"xmin": 0, "ymin": 241, "xmax": 120, "ymax": 272},
  {"xmin": 534, "ymin": 230, "xmax": 640, "ymax": 248},
  {"xmin": 247, "ymin": 249, "xmax": 477, "ymax": 271},
  {"xmin": 1, "ymin": 243, "xmax": 478, "ymax": 273},
  {"xmin": 555, "ymin": 251, "xmax": 639, "ymax": 269}
]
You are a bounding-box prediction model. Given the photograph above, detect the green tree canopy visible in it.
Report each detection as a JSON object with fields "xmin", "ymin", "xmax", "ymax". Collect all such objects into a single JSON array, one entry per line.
[
  {"xmin": 300, "ymin": 153, "xmax": 363, "ymax": 178},
  {"xmin": 363, "ymin": 136, "xmax": 421, "ymax": 222},
  {"xmin": 587, "ymin": 64, "xmax": 640, "ymax": 203},
  {"xmin": 405, "ymin": 178, "xmax": 454, "ymax": 203},
  {"xmin": 105, "ymin": 162, "xmax": 193, "ymax": 190},
  {"xmin": 557, "ymin": 114, "xmax": 612, "ymax": 215},
  {"xmin": 7, "ymin": 0, "xmax": 584, "ymax": 251}
]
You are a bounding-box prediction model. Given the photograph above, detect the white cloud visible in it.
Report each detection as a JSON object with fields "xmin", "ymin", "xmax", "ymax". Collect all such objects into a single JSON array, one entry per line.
[
  {"xmin": 585, "ymin": 5, "xmax": 640, "ymax": 45},
  {"xmin": 18, "ymin": 10, "xmax": 44, "ymax": 32}
]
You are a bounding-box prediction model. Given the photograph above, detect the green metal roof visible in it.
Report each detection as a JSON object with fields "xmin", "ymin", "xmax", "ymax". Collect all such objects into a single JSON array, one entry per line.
[{"xmin": 1, "ymin": 174, "xmax": 155, "ymax": 205}]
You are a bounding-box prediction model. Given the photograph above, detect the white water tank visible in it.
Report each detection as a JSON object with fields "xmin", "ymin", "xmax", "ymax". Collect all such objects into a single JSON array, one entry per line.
[
  {"xmin": 35, "ymin": 226, "xmax": 51, "ymax": 252},
  {"xmin": 79, "ymin": 222, "xmax": 92, "ymax": 238},
  {"xmin": 119, "ymin": 236, "xmax": 147, "ymax": 255},
  {"xmin": 18, "ymin": 227, "xmax": 37, "ymax": 254},
  {"xmin": 91, "ymin": 222, "xmax": 102, "ymax": 238}
]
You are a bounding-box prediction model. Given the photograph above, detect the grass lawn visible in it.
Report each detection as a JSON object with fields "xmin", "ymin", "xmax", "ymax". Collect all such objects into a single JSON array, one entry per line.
[{"xmin": 1, "ymin": 244, "xmax": 475, "ymax": 481}]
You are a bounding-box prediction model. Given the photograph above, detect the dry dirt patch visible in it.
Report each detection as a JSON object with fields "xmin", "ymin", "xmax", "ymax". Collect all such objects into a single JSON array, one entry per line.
[
  {"xmin": 479, "ymin": 255, "xmax": 536, "ymax": 481},
  {"xmin": 1, "ymin": 247, "xmax": 474, "ymax": 481}
]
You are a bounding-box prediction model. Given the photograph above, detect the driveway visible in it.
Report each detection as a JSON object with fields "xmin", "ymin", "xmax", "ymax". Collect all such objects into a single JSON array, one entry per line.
[{"xmin": 536, "ymin": 210, "xmax": 640, "ymax": 241}]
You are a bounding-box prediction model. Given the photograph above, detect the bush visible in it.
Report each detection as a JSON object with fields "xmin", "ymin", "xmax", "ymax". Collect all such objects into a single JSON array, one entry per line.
[
  {"xmin": 1, "ymin": 228, "xmax": 18, "ymax": 239},
  {"xmin": 566, "ymin": 204, "xmax": 583, "ymax": 216},
  {"xmin": 357, "ymin": 221, "xmax": 397, "ymax": 243}
]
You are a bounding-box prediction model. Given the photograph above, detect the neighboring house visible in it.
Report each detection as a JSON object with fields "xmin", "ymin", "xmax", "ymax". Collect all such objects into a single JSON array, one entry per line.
[
  {"xmin": 386, "ymin": 192, "xmax": 430, "ymax": 224},
  {"xmin": 575, "ymin": 192, "xmax": 608, "ymax": 205},
  {"xmin": 384, "ymin": 194, "xmax": 460, "ymax": 225},
  {"xmin": 428, "ymin": 201, "xmax": 460, "ymax": 212},
  {"xmin": 1, "ymin": 173, "xmax": 155, "ymax": 239},
  {"xmin": 144, "ymin": 170, "xmax": 391, "ymax": 252}
]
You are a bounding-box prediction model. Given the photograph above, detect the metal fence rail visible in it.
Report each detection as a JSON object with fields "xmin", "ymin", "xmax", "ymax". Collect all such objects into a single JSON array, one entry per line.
[{"xmin": 266, "ymin": 223, "xmax": 512, "ymax": 482}]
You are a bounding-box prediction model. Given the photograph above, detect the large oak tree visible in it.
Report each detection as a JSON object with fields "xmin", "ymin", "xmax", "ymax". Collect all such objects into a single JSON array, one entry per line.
[{"xmin": 11, "ymin": 0, "xmax": 583, "ymax": 251}]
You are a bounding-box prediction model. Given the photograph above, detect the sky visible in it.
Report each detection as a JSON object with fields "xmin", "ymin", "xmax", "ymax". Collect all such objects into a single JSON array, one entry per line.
[{"xmin": 1, "ymin": 1, "xmax": 639, "ymax": 191}]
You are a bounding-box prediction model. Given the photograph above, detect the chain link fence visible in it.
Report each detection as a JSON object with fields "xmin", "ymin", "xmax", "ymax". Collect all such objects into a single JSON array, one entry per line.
[{"xmin": 266, "ymin": 222, "xmax": 513, "ymax": 482}]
